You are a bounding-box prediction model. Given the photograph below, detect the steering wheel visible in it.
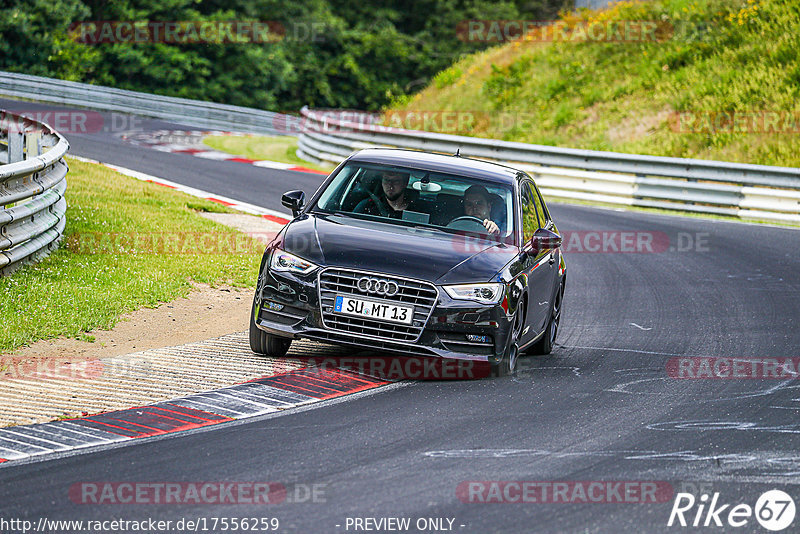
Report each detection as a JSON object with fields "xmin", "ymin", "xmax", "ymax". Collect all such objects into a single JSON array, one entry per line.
[
  {"xmin": 364, "ymin": 188, "xmax": 390, "ymax": 217},
  {"xmin": 446, "ymin": 216, "xmax": 487, "ymax": 232},
  {"xmin": 354, "ymin": 178, "xmax": 389, "ymax": 217}
]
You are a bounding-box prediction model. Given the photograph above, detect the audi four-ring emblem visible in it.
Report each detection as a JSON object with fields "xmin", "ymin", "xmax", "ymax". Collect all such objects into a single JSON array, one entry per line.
[{"xmin": 357, "ymin": 277, "xmax": 399, "ymax": 296}]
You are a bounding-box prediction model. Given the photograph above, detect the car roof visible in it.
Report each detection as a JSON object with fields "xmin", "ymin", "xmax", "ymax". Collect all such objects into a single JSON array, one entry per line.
[{"xmin": 347, "ymin": 148, "xmax": 524, "ymax": 185}]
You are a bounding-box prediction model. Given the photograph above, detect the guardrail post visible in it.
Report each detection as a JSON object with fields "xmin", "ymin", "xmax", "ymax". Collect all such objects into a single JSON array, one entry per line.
[
  {"xmin": 8, "ymin": 130, "xmax": 23, "ymax": 163},
  {"xmin": 25, "ymin": 132, "xmax": 42, "ymax": 159},
  {"xmin": 3, "ymin": 131, "xmax": 24, "ymax": 210}
]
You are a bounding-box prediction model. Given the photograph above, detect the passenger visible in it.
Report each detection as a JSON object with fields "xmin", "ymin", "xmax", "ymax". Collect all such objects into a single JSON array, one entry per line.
[
  {"xmin": 462, "ymin": 184, "xmax": 501, "ymax": 235},
  {"xmin": 354, "ymin": 170, "xmax": 426, "ymax": 218}
]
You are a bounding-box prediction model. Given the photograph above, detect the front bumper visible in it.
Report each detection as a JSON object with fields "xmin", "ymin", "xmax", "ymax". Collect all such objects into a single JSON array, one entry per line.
[{"xmin": 253, "ymin": 267, "xmax": 515, "ymax": 364}]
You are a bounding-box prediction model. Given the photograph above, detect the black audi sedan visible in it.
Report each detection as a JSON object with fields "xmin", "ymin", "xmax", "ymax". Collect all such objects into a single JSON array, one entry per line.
[{"xmin": 249, "ymin": 148, "xmax": 565, "ymax": 376}]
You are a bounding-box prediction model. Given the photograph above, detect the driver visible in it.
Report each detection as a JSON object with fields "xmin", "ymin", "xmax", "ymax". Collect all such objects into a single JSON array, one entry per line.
[
  {"xmin": 462, "ymin": 185, "xmax": 501, "ymax": 234},
  {"xmin": 354, "ymin": 170, "xmax": 425, "ymax": 218}
]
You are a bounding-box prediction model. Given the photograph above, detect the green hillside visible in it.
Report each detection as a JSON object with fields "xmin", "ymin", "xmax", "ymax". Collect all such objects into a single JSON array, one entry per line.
[{"xmin": 388, "ymin": 0, "xmax": 800, "ymax": 167}]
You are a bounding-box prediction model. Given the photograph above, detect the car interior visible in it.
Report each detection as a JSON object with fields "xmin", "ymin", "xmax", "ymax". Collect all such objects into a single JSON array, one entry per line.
[{"xmin": 324, "ymin": 166, "xmax": 511, "ymax": 237}]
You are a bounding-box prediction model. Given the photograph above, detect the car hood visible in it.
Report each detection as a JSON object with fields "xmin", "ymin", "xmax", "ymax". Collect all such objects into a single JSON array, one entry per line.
[{"xmin": 282, "ymin": 214, "xmax": 517, "ymax": 284}]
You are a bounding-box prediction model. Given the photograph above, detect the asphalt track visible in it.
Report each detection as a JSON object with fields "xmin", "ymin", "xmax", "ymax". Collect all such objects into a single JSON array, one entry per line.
[{"xmin": 2, "ymin": 97, "xmax": 800, "ymax": 533}]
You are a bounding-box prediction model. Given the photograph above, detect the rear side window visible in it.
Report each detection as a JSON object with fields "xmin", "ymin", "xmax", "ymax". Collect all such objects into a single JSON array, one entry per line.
[
  {"xmin": 520, "ymin": 181, "xmax": 540, "ymax": 243},
  {"xmin": 531, "ymin": 182, "xmax": 548, "ymax": 227}
]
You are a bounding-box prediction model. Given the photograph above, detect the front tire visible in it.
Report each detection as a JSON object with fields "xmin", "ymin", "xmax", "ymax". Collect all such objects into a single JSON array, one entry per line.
[
  {"xmin": 532, "ymin": 281, "xmax": 563, "ymax": 355},
  {"xmin": 491, "ymin": 307, "xmax": 523, "ymax": 377},
  {"xmin": 249, "ymin": 297, "xmax": 292, "ymax": 357}
]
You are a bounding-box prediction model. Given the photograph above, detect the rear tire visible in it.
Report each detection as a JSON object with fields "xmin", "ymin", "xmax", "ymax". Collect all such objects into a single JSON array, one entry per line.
[
  {"xmin": 532, "ymin": 281, "xmax": 563, "ymax": 355},
  {"xmin": 249, "ymin": 297, "xmax": 292, "ymax": 357}
]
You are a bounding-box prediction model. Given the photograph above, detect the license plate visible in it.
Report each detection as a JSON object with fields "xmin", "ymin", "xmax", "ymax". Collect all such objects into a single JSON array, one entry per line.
[{"xmin": 334, "ymin": 295, "xmax": 413, "ymax": 325}]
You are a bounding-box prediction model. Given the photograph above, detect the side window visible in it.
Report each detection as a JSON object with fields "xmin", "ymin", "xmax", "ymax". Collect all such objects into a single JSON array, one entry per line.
[
  {"xmin": 520, "ymin": 181, "xmax": 540, "ymax": 243},
  {"xmin": 531, "ymin": 183, "xmax": 548, "ymax": 228}
]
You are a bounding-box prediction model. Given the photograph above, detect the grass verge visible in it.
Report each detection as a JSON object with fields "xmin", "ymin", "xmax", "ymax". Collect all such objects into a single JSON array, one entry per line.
[
  {"xmin": 0, "ymin": 157, "xmax": 263, "ymax": 352},
  {"xmin": 203, "ymin": 135, "xmax": 333, "ymax": 173}
]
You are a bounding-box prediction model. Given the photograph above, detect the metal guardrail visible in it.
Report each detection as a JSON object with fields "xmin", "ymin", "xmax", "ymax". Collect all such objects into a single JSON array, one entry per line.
[
  {"xmin": 0, "ymin": 71, "xmax": 287, "ymax": 136},
  {"xmin": 0, "ymin": 110, "xmax": 69, "ymax": 275},
  {"xmin": 297, "ymin": 107, "xmax": 800, "ymax": 224}
]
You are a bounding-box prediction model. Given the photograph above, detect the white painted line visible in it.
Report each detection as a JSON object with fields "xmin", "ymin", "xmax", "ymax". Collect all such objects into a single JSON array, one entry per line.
[
  {"xmin": 192, "ymin": 151, "xmax": 238, "ymax": 160},
  {"xmin": 229, "ymin": 387, "xmax": 311, "ymax": 408},
  {"xmin": 235, "ymin": 382, "xmax": 316, "ymax": 403},
  {"xmin": 203, "ymin": 391, "xmax": 282, "ymax": 412},
  {"xmin": 9, "ymin": 426, "xmax": 95, "ymax": 447},
  {"xmin": 0, "ymin": 435, "xmax": 54, "ymax": 455},
  {"xmin": 58, "ymin": 421, "xmax": 130, "ymax": 443},
  {"xmin": 0, "ymin": 428, "xmax": 74, "ymax": 449},
  {"xmin": 168, "ymin": 398, "xmax": 248, "ymax": 418},
  {"xmin": 157, "ymin": 143, "xmax": 198, "ymax": 151},
  {"xmin": 0, "ymin": 446, "xmax": 29, "ymax": 460},
  {"xmin": 184, "ymin": 391, "xmax": 281, "ymax": 416},
  {"xmin": 252, "ymin": 160, "xmax": 293, "ymax": 170}
]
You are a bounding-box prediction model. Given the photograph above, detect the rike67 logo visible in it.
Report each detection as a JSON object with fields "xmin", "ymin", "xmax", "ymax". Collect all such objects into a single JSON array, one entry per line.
[{"xmin": 668, "ymin": 490, "xmax": 795, "ymax": 531}]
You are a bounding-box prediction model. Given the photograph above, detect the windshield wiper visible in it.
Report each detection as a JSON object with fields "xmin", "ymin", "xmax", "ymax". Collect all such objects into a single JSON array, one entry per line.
[
  {"xmin": 314, "ymin": 210, "xmax": 360, "ymax": 220},
  {"xmin": 330, "ymin": 210, "xmax": 358, "ymax": 218}
]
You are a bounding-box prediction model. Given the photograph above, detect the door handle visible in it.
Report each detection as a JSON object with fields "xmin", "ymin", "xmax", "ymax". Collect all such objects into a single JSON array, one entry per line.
[{"xmin": 548, "ymin": 252, "xmax": 555, "ymax": 265}]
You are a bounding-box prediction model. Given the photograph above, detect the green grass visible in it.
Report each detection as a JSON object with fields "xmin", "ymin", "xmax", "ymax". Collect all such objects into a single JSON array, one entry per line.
[
  {"xmin": 391, "ymin": 0, "xmax": 800, "ymax": 168},
  {"xmin": 203, "ymin": 135, "xmax": 333, "ymax": 173},
  {"xmin": 0, "ymin": 157, "xmax": 263, "ymax": 352}
]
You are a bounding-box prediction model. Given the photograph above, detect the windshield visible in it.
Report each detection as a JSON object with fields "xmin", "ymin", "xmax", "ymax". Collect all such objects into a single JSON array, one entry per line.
[{"xmin": 313, "ymin": 162, "xmax": 516, "ymax": 243}]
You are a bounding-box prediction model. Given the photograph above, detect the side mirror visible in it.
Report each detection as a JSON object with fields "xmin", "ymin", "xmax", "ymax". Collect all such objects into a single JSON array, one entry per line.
[
  {"xmin": 523, "ymin": 228, "xmax": 562, "ymax": 256},
  {"xmin": 281, "ymin": 190, "xmax": 305, "ymax": 217}
]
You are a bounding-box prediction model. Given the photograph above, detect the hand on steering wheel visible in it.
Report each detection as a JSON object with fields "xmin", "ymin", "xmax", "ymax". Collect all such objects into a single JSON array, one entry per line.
[
  {"xmin": 482, "ymin": 219, "xmax": 499, "ymax": 234},
  {"xmin": 446, "ymin": 215, "xmax": 499, "ymax": 234},
  {"xmin": 362, "ymin": 186, "xmax": 389, "ymax": 217}
]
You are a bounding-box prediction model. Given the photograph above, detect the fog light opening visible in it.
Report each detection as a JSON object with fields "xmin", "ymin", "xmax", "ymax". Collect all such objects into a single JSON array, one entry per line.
[{"xmin": 264, "ymin": 301, "xmax": 285, "ymax": 312}]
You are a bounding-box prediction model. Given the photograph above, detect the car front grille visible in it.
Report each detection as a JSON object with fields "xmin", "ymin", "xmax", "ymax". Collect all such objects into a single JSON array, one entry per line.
[{"xmin": 318, "ymin": 268, "xmax": 438, "ymax": 342}]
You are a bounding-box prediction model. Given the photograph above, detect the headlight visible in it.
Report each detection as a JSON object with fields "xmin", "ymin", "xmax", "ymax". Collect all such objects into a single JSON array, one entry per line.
[
  {"xmin": 443, "ymin": 283, "xmax": 504, "ymax": 304},
  {"xmin": 269, "ymin": 249, "xmax": 318, "ymax": 275}
]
